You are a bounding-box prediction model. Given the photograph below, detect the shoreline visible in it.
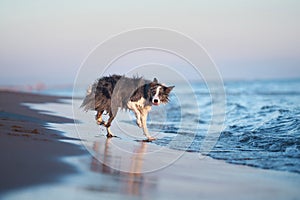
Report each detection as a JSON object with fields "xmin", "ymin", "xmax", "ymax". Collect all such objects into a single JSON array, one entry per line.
[
  {"xmin": 0, "ymin": 90, "xmax": 86, "ymax": 194},
  {"xmin": 1, "ymin": 90, "xmax": 300, "ymax": 200}
]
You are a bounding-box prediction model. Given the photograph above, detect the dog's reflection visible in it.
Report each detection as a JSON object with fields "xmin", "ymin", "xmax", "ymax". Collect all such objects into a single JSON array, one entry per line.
[
  {"xmin": 90, "ymin": 139, "xmax": 153, "ymax": 196},
  {"xmin": 90, "ymin": 138, "xmax": 121, "ymax": 175}
]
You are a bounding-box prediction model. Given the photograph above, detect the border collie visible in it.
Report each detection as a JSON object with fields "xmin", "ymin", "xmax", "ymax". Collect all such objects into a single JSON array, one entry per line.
[{"xmin": 81, "ymin": 75, "xmax": 174, "ymax": 141}]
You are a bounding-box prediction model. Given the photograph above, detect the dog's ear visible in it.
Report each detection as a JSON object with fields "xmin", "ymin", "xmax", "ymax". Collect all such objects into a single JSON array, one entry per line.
[
  {"xmin": 153, "ymin": 78, "xmax": 158, "ymax": 83},
  {"xmin": 165, "ymin": 86, "xmax": 175, "ymax": 93}
]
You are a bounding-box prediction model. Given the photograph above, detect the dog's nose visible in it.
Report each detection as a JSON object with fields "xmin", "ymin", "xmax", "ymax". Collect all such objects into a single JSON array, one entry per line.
[{"xmin": 153, "ymin": 99, "xmax": 159, "ymax": 103}]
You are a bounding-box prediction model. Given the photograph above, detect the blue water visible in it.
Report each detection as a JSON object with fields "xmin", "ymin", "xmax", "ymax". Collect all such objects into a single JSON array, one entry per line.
[
  {"xmin": 185, "ymin": 79, "xmax": 300, "ymax": 174},
  {"xmin": 42, "ymin": 79, "xmax": 300, "ymax": 174},
  {"xmin": 210, "ymin": 79, "xmax": 300, "ymax": 173}
]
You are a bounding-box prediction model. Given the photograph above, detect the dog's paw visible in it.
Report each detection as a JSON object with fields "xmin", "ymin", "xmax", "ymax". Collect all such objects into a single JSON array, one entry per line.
[
  {"xmin": 145, "ymin": 137, "xmax": 156, "ymax": 142},
  {"xmin": 106, "ymin": 133, "xmax": 114, "ymax": 138}
]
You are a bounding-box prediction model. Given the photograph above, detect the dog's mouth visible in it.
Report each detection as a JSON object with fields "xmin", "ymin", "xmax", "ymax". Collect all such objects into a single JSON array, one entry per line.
[{"xmin": 153, "ymin": 102, "xmax": 159, "ymax": 106}]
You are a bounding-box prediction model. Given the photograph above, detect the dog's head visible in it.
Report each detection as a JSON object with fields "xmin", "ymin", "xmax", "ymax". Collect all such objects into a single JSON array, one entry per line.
[{"xmin": 150, "ymin": 78, "xmax": 175, "ymax": 106}]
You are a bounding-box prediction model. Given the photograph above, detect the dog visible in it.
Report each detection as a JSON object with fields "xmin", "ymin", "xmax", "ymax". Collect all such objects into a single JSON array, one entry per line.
[{"xmin": 81, "ymin": 75, "xmax": 174, "ymax": 141}]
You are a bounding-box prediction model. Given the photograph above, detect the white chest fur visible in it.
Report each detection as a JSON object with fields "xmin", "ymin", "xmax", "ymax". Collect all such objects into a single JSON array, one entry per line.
[{"xmin": 127, "ymin": 97, "xmax": 151, "ymax": 111}]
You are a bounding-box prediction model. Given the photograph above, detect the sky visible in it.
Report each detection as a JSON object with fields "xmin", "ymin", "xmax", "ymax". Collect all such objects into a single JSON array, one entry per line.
[{"xmin": 0, "ymin": 0, "xmax": 299, "ymax": 86}]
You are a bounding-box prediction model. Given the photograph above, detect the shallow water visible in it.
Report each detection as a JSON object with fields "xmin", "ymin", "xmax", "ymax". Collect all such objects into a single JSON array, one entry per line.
[
  {"xmin": 164, "ymin": 79, "xmax": 300, "ymax": 174},
  {"xmin": 210, "ymin": 79, "xmax": 300, "ymax": 173},
  {"xmin": 42, "ymin": 79, "xmax": 300, "ymax": 174}
]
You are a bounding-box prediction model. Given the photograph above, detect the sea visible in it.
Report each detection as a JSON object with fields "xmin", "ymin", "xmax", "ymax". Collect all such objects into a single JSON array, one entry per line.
[{"xmin": 39, "ymin": 78, "xmax": 300, "ymax": 174}]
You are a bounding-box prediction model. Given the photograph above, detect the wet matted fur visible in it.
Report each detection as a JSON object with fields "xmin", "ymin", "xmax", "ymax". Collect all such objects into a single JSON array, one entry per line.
[{"xmin": 81, "ymin": 75, "xmax": 174, "ymax": 140}]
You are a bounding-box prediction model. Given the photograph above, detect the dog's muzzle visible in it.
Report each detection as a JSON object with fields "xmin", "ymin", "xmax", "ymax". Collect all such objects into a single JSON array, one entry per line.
[{"xmin": 152, "ymin": 98, "xmax": 160, "ymax": 106}]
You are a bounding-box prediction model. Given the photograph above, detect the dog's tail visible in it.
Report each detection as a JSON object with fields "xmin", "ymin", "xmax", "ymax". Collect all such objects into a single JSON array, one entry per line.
[{"xmin": 80, "ymin": 82, "xmax": 96, "ymax": 111}]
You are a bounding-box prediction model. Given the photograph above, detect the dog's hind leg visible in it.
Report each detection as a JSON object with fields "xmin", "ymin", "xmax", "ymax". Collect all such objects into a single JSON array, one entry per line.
[
  {"xmin": 106, "ymin": 127, "xmax": 113, "ymax": 138},
  {"xmin": 96, "ymin": 110, "xmax": 105, "ymax": 125},
  {"xmin": 96, "ymin": 110, "xmax": 114, "ymax": 138},
  {"xmin": 105, "ymin": 112, "xmax": 116, "ymax": 138}
]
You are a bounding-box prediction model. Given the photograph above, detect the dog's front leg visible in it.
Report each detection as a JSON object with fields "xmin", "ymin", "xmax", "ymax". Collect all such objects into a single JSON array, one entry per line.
[
  {"xmin": 127, "ymin": 101, "xmax": 142, "ymax": 127},
  {"xmin": 141, "ymin": 107, "xmax": 155, "ymax": 140}
]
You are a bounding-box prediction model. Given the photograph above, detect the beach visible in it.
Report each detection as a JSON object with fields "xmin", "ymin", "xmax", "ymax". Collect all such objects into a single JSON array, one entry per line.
[
  {"xmin": 0, "ymin": 90, "xmax": 300, "ymax": 200},
  {"xmin": 0, "ymin": 91, "xmax": 85, "ymax": 194}
]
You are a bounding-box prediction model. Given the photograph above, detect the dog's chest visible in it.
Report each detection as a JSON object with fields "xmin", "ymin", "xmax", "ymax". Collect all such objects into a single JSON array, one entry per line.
[
  {"xmin": 127, "ymin": 97, "xmax": 151, "ymax": 112},
  {"xmin": 135, "ymin": 97, "xmax": 146, "ymax": 108}
]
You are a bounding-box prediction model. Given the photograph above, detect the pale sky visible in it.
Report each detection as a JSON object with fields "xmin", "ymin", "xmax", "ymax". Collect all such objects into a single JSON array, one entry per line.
[{"xmin": 0, "ymin": 0, "xmax": 299, "ymax": 85}]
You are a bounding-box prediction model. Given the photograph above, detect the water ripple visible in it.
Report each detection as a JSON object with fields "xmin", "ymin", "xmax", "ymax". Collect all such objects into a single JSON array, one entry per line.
[{"xmin": 154, "ymin": 79, "xmax": 300, "ymax": 174}]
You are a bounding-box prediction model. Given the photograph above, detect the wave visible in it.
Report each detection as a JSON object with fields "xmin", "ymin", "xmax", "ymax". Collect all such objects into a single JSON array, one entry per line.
[{"xmin": 152, "ymin": 79, "xmax": 300, "ymax": 174}]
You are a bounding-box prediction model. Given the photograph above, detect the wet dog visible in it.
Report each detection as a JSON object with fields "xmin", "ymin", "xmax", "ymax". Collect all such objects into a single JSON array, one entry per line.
[{"xmin": 81, "ymin": 75, "xmax": 174, "ymax": 141}]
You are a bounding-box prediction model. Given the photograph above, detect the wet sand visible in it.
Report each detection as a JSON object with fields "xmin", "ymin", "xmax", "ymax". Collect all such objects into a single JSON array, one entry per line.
[
  {"xmin": 0, "ymin": 91, "xmax": 85, "ymax": 194},
  {"xmin": 1, "ymin": 90, "xmax": 300, "ymax": 200}
]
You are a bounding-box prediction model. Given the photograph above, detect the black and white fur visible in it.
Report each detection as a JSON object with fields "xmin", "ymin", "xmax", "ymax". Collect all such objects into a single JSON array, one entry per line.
[{"xmin": 81, "ymin": 75, "xmax": 174, "ymax": 141}]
